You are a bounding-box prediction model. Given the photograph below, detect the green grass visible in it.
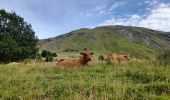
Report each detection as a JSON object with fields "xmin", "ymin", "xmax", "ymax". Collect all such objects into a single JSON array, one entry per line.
[{"xmin": 0, "ymin": 61, "xmax": 169, "ymax": 100}]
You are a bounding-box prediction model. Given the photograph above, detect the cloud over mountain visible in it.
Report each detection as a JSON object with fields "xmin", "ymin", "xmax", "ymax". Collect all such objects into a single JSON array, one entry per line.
[{"xmin": 100, "ymin": 2, "xmax": 170, "ymax": 32}]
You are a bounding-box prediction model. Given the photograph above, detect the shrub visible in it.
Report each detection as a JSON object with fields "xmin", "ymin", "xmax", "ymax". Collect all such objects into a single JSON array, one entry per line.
[
  {"xmin": 98, "ymin": 55, "xmax": 104, "ymax": 61},
  {"xmin": 41, "ymin": 50, "xmax": 51, "ymax": 58},
  {"xmin": 52, "ymin": 53, "xmax": 57, "ymax": 57},
  {"xmin": 45, "ymin": 55, "xmax": 53, "ymax": 62},
  {"xmin": 41, "ymin": 50, "xmax": 57, "ymax": 58}
]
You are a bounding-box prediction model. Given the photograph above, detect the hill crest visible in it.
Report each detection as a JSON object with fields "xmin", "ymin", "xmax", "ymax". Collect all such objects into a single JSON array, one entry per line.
[{"xmin": 38, "ymin": 25, "xmax": 170, "ymax": 59}]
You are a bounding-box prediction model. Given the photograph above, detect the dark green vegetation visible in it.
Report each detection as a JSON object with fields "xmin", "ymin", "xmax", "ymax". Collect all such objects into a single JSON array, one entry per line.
[
  {"xmin": 41, "ymin": 50, "xmax": 57, "ymax": 62},
  {"xmin": 41, "ymin": 50, "xmax": 57, "ymax": 58},
  {"xmin": 156, "ymin": 49, "xmax": 170, "ymax": 66},
  {"xmin": 0, "ymin": 62, "xmax": 169, "ymax": 99},
  {"xmin": 0, "ymin": 9, "xmax": 38, "ymax": 63},
  {"xmin": 38, "ymin": 26, "xmax": 170, "ymax": 59},
  {"xmin": 45, "ymin": 55, "xmax": 53, "ymax": 62},
  {"xmin": 98, "ymin": 55, "xmax": 105, "ymax": 61}
]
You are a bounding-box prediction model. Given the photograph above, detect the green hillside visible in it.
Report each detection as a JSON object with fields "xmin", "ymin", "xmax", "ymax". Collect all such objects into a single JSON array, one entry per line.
[{"xmin": 38, "ymin": 25, "xmax": 170, "ymax": 59}]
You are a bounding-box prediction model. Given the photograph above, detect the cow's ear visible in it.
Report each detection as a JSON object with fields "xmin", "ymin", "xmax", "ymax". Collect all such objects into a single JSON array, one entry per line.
[
  {"xmin": 91, "ymin": 52, "xmax": 94, "ymax": 55},
  {"xmin": 123, "ymin": 55, "xmax": 128, "ymax": 59}
]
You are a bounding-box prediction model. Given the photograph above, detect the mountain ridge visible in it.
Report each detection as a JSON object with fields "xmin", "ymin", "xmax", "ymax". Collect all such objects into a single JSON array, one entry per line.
[{"xmin": 38, "ymin": 25, "xmax": 170, "ymax": 59}]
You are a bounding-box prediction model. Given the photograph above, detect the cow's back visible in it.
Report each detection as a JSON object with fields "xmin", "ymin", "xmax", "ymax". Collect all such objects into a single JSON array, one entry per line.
[
  {"xmin": 106, "ymin": 53, "xmax": 130, "ymax": 63},
  {"xmin": 57, "ymin": 59, "xmax": 82, "ymax": 67}
]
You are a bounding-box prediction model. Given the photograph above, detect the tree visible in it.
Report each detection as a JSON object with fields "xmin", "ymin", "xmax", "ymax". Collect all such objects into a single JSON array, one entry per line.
[{"xmin": 0, "ymin": 9, "xmax": 38, "ymax": 63}]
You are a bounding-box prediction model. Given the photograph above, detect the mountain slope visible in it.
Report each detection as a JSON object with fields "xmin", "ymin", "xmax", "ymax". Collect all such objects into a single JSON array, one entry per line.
[{"xmin": 38, "ymin": 25, "xmax": 170, "ymax": 59}]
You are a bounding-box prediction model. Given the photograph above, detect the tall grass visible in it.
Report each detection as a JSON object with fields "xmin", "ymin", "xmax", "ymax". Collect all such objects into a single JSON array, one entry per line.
[{"xmin": 0, "ymin": 61, "xmax": 169, "ymax": 100}]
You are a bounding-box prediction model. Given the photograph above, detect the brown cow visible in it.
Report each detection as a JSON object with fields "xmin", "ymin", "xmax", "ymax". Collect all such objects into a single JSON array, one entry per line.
[
  {"xmin": 106, "ymin": 53, "xmax": 130, "ymax": 63},
  {"xmin": 56, "ymin": 51, "xmax": 94, "ymax": 67}
]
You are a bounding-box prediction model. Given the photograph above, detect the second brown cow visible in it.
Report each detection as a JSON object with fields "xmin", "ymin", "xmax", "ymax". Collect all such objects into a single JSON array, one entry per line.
[{"xmin": 106, "ymin": 53, "xmax": 130, "ymax": 63}]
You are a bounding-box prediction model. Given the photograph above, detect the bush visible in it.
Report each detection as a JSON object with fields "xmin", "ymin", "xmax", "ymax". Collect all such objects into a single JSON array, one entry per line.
[
  {"xmin": 52, "ymin": 53, "xmax": 57, "ymax": 57},
  {"xmin": 41, "ymin": 50, "xmax": 57, "ymax": 58},
  {"xmin": 41, "ymin": 50, "xmax": 57, "ymax": 62},
  {"xmin": 45, "ymin": 56, "xmax": 53, "ymax": 62},
  {"xmin": 156, "ymin": 49, "xmax": 170, "ymax": 66},
  {"xmin": 41, "ymin": 50, "xmax": 51, "ymax": 58},
  {"xmin": 98, "ymin": 55, "xmax": 104, "ymax": 61}
]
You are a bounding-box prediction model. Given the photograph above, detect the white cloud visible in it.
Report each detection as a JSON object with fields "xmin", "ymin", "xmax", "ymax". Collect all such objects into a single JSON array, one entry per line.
[
  {"xmin": 94, "ymin": 6, "xmax": 106, "ymax": 11},
  {"xmin": 144, "ymin": 0, "xmax": 159, "ymax": 6},
  {"xmin": 80, "ymin": 6, "xmax": 106, "ymax": 17},
  {"xmin": 100, "ymin": 3, "xmax": 170, "ymax": 32},
  {"xmin": 80, "ymin": 1, "xmax": 126, "ymax": 17},
  {"xmin": 100, "ymin": 14, "xmax": 141, "ymax": 26},
  {"xmin": 139, "ymin": 3, "xmax": 170, "ymax": 31},
  {"xmin": 108, "ymin": 1, "xmax": 126, "ymax": 11}
]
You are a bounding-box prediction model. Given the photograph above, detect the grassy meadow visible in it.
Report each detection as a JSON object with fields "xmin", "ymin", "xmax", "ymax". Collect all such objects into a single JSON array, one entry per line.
[
  {"xmin": 1, "ymin": 8, "xmax": 170, "ymax": 100},
  {"xmin": 0, "ymin": 60, "xmax": 169, "ymax": 100}
]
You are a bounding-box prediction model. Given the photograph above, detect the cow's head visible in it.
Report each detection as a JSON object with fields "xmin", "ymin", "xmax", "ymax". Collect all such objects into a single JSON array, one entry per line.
[
  {"xmin": 123, "ymin": 55, "xmax": 130, "ymax": 61},
  {"xmin": 80, "ymin": 51, "xmax": 94, "ymax": 62}
]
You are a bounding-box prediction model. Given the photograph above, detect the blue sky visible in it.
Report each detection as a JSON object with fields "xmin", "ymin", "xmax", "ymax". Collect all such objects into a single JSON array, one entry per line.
[{"xmin": 0, "ymin": 0, "xmax": 170, "ymax": 39}]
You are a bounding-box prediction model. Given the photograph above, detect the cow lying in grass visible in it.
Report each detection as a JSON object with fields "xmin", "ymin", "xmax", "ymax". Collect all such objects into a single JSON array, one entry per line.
[
  {"xmin": 106, "ymin": 53, "xmax": 130, "ymax": 63},
  {"xmin": 56, "ymin": 51, "xmax": 94, "ymax": 67}
]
